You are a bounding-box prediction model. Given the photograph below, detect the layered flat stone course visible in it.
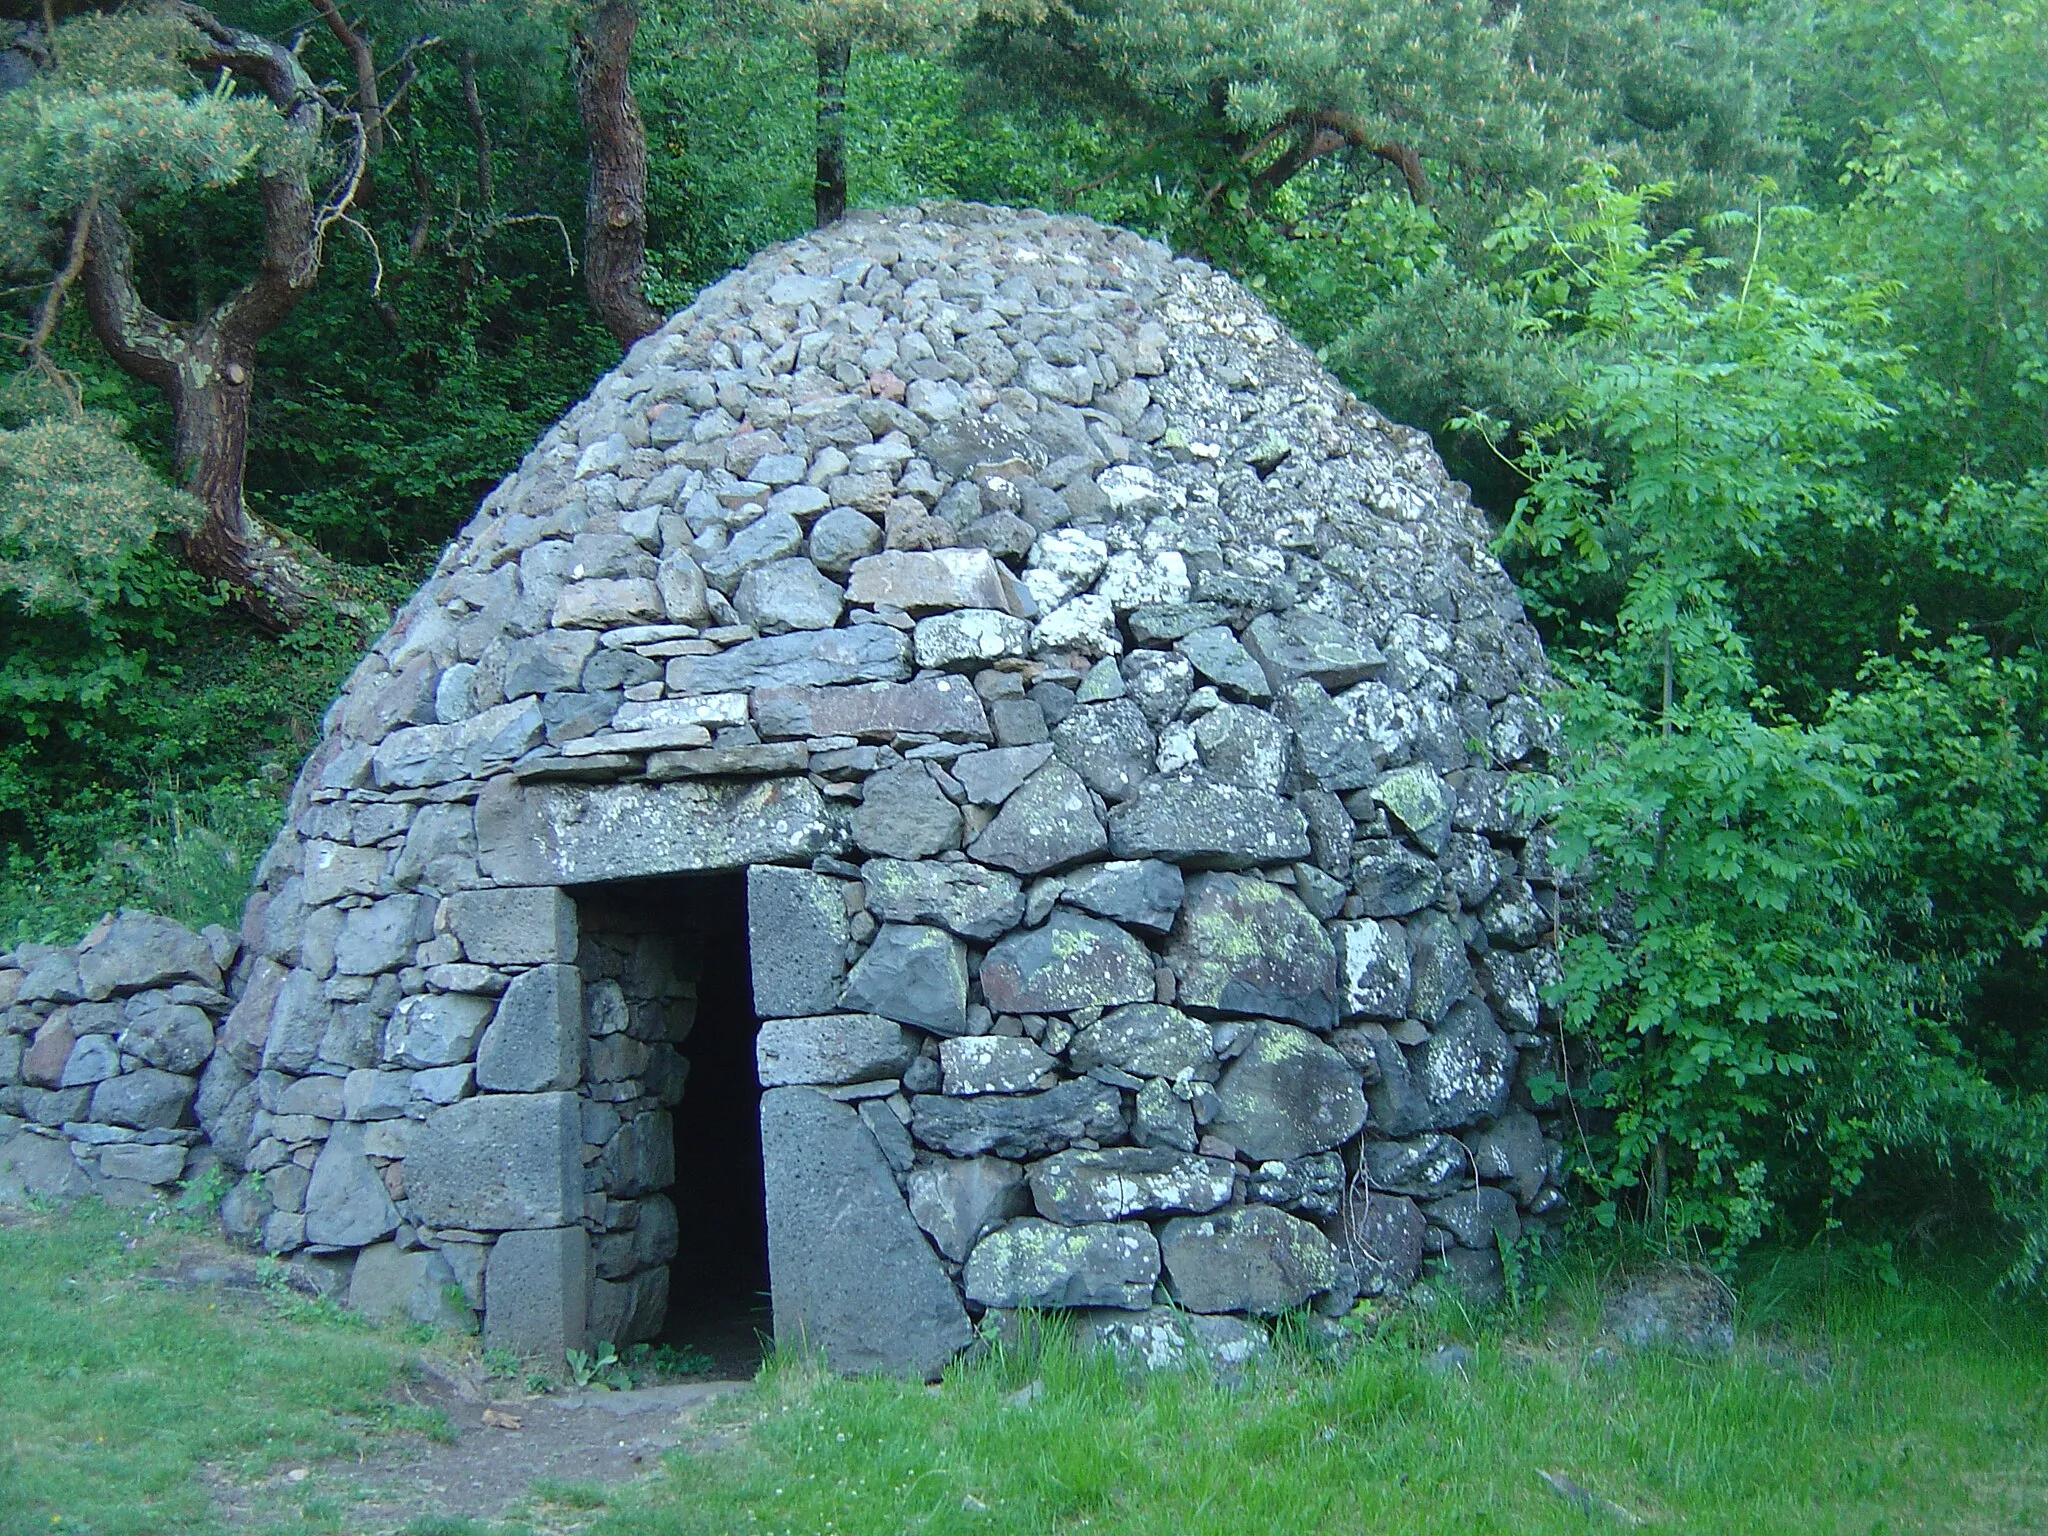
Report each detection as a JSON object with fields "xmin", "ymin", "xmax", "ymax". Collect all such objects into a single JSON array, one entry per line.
[{"xmin": 41, "ymin": 201, "xmax": 1575, "ymax": 1369}]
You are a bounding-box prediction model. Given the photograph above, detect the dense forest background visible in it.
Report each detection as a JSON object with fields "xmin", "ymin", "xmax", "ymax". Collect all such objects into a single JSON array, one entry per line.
[{"xmin": 2, "ymin": 0, "xmax": 2043, "ymax": 1278}]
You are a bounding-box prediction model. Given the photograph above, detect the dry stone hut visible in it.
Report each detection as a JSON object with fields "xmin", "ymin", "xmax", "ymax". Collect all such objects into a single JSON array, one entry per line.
[{"xmin": 195, "ymin": 203, "xmax": 1564, "ymax": 1376}]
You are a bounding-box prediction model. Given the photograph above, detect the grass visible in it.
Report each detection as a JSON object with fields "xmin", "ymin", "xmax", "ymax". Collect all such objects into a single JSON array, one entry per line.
[
  {"xmin": 597, "ymin": 1261, "xmax": 2048, "ymax": 1536},
  {"xmin": 0, "ymin": 1200, "xmax": 422, "ymax": 1536},
  {"xmin": 2, "ymin": 1195, "xmax": 2045, "ymax": 1535}
]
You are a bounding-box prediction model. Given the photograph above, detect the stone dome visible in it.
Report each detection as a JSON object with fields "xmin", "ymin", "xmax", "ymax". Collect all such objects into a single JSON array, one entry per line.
[{"xmin": 210, "ymin": 202, "xmax": 1564, "ymax": 1376}]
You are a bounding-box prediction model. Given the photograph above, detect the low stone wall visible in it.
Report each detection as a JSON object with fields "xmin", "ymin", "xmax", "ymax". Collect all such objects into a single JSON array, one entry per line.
[{"xmin": 0, "ymin": 911, "xmax": 242, "ymax": 1201}]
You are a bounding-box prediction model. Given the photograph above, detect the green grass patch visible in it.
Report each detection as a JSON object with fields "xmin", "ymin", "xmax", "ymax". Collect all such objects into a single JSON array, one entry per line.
[
  {"xmin": 1, "ymin": 1198, "xmax": 2044, "ymax": 1534},
  {"xmin": 601, "ymin": 1263, "xmax": 2048, "ymax": 1536},
  {"xmin": 0, "ymin": 1202, "xmax": 418, "ymax": 1536}
]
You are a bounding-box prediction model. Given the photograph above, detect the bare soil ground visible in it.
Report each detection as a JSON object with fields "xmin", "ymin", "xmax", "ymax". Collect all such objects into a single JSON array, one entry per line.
[{"xmin": 136, "ymin": 1245, "xmax": 752, "ymax": 1532}]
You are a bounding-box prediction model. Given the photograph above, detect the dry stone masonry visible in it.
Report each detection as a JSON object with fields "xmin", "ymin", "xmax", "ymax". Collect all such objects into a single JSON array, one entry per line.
[{"xmin": 0, "ymin": 203, "xmax": 1569, "ymax": 1376}]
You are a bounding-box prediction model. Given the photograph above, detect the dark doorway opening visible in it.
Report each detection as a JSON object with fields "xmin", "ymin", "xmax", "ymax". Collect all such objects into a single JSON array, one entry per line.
[
  {"xmin": 574, "ymin": 870, "xmax": 771, "ymax": 1378},
  {"xmin": 657, "ymin": 872, "xmax": 771, "ymax": 1377}
]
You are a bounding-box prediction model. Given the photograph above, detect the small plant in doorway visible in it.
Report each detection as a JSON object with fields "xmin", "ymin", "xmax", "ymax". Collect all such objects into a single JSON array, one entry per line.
[{"xmin": 565, "ymin": 1342, "xmax": 628, "ymax": 1390}]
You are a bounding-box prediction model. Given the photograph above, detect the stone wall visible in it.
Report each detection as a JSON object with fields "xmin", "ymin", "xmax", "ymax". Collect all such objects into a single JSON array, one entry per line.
[{"xmin": 0, "ymin": 912, "xmax": 241, "ymax": 1202}]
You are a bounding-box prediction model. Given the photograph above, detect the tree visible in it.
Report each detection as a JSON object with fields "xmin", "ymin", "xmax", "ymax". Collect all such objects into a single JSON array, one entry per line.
[
  {"xmin": 780, "ymin": 0, "xmax": 974, "ymax": 227},
  {"xmin": 573, "ymin": 0, "xmax": 662, "ymax": 344},
  {"xmin": 2, "ymin": 4, "xmax": 369, "ymax": 624},
  {"xmin": 966, "ymin": 0, "xmax": 1547, "ymax": 217}
]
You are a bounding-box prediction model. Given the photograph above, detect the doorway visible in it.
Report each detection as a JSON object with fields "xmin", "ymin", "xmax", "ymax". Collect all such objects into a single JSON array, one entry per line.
[{"xmin": 573, "ymin": 872, "xmax": 770, "ymax": 1376}]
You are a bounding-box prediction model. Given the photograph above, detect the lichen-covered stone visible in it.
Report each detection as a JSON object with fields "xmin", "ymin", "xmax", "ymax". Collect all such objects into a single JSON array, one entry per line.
[
  {"xmin": 1108, "ymin": 777, "xmax": 1311, "ymax": 870},
  {"xmin": 1166, "ymin": 873, "xmax": 1337, "ymax": 1031},
  {"xmin": 910, "ymin": 1079, "xmax": 1125, "ymax": 1160},
  {"xmin": 840, "ymin": 924, "xmax": 969, "ymax": 1036},
  {"xmin": 964, "ymin": 1217, "xmax": 1160, "ymax": 1310},
  {"xmin": 1028, "ymin": 1148, "xmax": 1235, "ymax": 1223},
  {"xmin": 967, "ymin": 760, "xmax": 1107, "ymax": 875},
  {"xmin": 979, "ymin": 911, "xmax": 1155, "ymax": 1016},
  {"xmin": 1415, "ymin": 997, "xmax": 1515, "ymax": 1130},
  {"xmin": 1067, "ymin": 1003, "xmax": 1214, "ymax": 1082},
  {"xmin": 1209, "ymin": 1024, "xmax": 1367, "ymax": 1162},
  {"xmin": 861, "ymin": 859, "xmax": 1024, "ymax": 941},
  {"xmin": 1159, "ymin": 1205, "xmax": 1336, "ymax": 1314},
  {"xmin": 939, "ymin": 1036, "xmax": 1057, "ymax": 1095}
]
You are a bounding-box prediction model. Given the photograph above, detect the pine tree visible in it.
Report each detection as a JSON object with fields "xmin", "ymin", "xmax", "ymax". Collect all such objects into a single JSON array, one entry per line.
[{"xmin": 1, "ymin": 4, "xmax": 370, "ymax": 624}]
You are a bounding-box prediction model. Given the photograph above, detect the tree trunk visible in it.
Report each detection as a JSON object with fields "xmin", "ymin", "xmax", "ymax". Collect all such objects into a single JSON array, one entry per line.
[
  {"xmin": 79, "ymin": 176, "xmax": 319, "ymax": 629},
  {"xmin": 814, "ymin": 36, "xmax": 851, "ymax": 228},
  {"xmin": 573, "ymin": 0, "xmax": 662, "ymax": 348}
]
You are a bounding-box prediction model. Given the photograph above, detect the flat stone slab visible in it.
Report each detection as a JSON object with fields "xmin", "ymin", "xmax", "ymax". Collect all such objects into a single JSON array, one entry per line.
[
  {"xmin": 755, "ymin": 1014, "xmax": 918, "ymax": 1087},
  {"xmin": 476, "ymin": 776, "xmax": 847, "ymax": 885},
  {"xmin": 662, "ymin": 625, "xmax": 911, "ymax": 694},
  {"xmin": 846, "ymin": 549, "xmax": 1021, "ymax": 615},
  {"xmin": 405, "ymin": 1091, "xmax": 582, "ymax": 1231},
  {"xmin": 762, "ymin": 1087, "xmax": 973, "ymax": 1377},
  {"xmin": 1028, "ymin": 1148, "xmax": 1236, "ymax": 1223},
  {"xmin": 1107, "ymin": 775, "xmax": 1311, "ymax": 869},
  {"xmin": 910, "ymin": 1079, "xmax": 1125, "ymax": 1160},
  {"xmin": 754, "ymin": 678, "xmax": 992, "ymax": 743},
  {"xmin": 861, "ymin": 858, "xmax": 1025, "ymax": 941}
]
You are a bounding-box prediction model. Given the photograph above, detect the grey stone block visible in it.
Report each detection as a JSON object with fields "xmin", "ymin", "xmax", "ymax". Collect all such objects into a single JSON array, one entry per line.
[
  {"xmin": 966, "ymin": 761, "xmax": 1107, "ymax": 875},
  {"xmin": 1414, "ymin": 997, "xmax": 1514, "ymax": 1130},
  {"xmin": 1159, "ymin": 1205, "xmax": 1337, "ymax": 1314},
  {"xmin": 1028, "ymin": 1148, "xmax": 1235, "ymax": 1223},
  {"xmin": 89, "ymin": 1068, "xmax": 196, "ymax": 1130},
  {"xmin": 477, "ymin": 965, "xmax": 583, "ymax": 1093},
  {"xmin": 850, "ymin": 766, "xmax": 964, "ymax": 860},
  {"xmin": 1209, "ymin": 1024, "xmax": 1367, "ymax": 1162},
  {"xmin": 1067, "ymin": 1003, "xmax": 1214, "ymax": 1081},
  {"xmin": 963, "ymin": 1218, "xmax": 1159, "ymax": 1310},
  {"xmin": 96, "ymin": 1141, "xmax": 186, "ymax": 1185},
  {"xmin": 980, "ymin": 911, "xmax": 1156, "ymax": 1016},
  {"xmin": 910, "ymin": 1078, "xmax": 1125, "ymax": 1160},
  {"xmin": 905, "ymin": 1155, "xmax": 1029, "ymax": 1261},
  {"xmin": 1107, "ymin": 776, "xmax": 1312, "ymax": 870},
  {"xmin": 350, "ymin": 1242, "xmax": 475, "ymax": 1330},
  {"xmin": 77, "ymin": 911, "xmax": 220, "ymax": 1000},
  {"xmin": 440, "ymin": 887, "xmax": 578, "ymax": 966},
  {"xmin": 485, "ymin": 1226, "xmax": 589, "ymax": 1357},
  {"xmin": 387, "ymin": 992, "xmax": 494, "ymax": 1069},
  {"xmin": 407, "ymin": 1091, "xmax": 582, "ymax": 1230},
  {"xmin": 755, "ymin": 1014, "xmax": 917, "ymax": 1087},
  {"xmin": 762, "ymin": 1087, "xmax": 972, "ymax": 1377},
  {"xmin": 938, "ymin": 1036, "xmax": 1056, "ymax": 1095},
  {"xmin": 1057, "ymin": 860, "xmax": 1185, "ymax": 934},
  {"xmin": 1166, "ymin": 873, "xmax": 1338, "ymax": 1031},
  {"xmin": 860, "ymin": 859, "xmax": 1024, "ymax": 942},
  {"xmin": 303, "ymin": 1123, "xmax": 401, "ymax": 1246},
  {"xmin": 476, "ymin": 777, "xmax": 848, "ymax": 886},
  {"xmin": 840, "ymin": 924, "xmax": 967, "ymax": 1035},
  {"xmin": 118, "ymin": 1003, "xmax": 215, "ymax": 1074}
]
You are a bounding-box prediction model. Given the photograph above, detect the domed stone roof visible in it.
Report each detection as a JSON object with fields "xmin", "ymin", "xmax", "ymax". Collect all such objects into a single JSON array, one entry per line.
[{"xmin": 215, "ymin": 203, "xmax": 1564, "ymax": 1375}]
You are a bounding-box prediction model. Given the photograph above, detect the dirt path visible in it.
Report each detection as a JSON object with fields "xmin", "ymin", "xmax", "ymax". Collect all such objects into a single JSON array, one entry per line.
[
  {"xmin": 207, "ymin": 1368, "xmax": 751, "ymax": 1531},
  {"xmin": 125, "ymin": 1243, "xmax": 754, "ymax": 1532}
]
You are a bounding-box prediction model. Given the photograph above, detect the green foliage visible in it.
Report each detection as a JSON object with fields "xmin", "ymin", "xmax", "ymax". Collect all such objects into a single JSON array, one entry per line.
[
  {"xmin": 0, "ymin": 12, "xmax": 283, "ymax": 267},
  {"xmin": 1481, "ymin": 171, "xmax": 2048, "ymax": 1275},
  {"xmin": 0, "ymin": 394, "xmax": 199, "ymax": 614}
]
